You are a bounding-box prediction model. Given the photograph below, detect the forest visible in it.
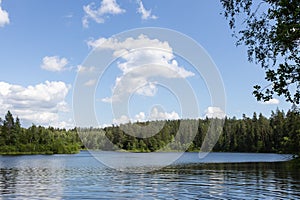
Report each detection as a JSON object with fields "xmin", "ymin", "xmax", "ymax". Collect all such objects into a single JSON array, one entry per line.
[
  {"xmin": 0, "ymin": 111, "xmax": 80, "ymax": 154},
  {"xmin": 0, "ymin": 107, "xmax": 299, "ymax": 155}
]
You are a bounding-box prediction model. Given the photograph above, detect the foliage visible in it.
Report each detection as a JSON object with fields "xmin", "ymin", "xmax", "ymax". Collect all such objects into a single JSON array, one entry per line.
[
  {"xmin": 0, "ymin": 111, "xmax": 81, "ymax": 154},
  {"xmin": 220, "ymin": 0, "xmax": 300, "ymax": 104},
  {"xmin": 1, "ymin": 109, "xmax": 300, "ymax": 155},
  {"xmin": 79, "ymin": 109, "xmax": 300, "ymax": 155}
]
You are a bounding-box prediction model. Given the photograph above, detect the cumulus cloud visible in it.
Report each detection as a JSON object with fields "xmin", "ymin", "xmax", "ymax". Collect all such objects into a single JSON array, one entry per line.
[
  {"xmin": 88, "ymin": 34, "xmax": 194, "ymax": 103},
  {"xmin": 149, "ymin": 108, "xmax": 180, "ymax": 121},
  {"xmin": 41, "ymin": 56, "xmax": 69, "ymax": 72},
  {"xmin": 135, "ymin": 82, "xmax": 157, "ymax": 96},
  {"xmin": 82, "ymin": 0, "xmax": 125, "ymax": 27},
  {"xmin": 0, "ymin": 81, "xmax": 71, "ymax": 127},
  {"xmin": 0, "ymin": 0, "xmax": 9, "ymax": 27},
  {"xmin": 112, "ymin": 115, "xmax": 130, "ymax": 125},
  {"xmin": 113, "ymin": 109, "xmax": 180, "ymax": 125},
  {"xmin": 134, "ymin": 112, "xmax": 146, "ymax": 122},
  {"xmin": 137, "ymin": 0, "xmax": 157, "ymax": 20},
  {"xmin": 50, "ymin": 118, "xmax": 75, "ymax": 130},
  {"xmin": 260, "ymin": 98, "xmax": 280, "ymax": 105},
  {"xmin": 205, "ymin": 107, "xmax": 226, "ymax": 119}
]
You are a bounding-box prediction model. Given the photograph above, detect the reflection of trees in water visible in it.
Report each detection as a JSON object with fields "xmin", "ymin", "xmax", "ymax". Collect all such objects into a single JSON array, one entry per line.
[
  {"xmin": 0, "ymin": 168, "xmax": 18, "ymax": 195},
  {"xmin": 0, "ymin": 164, "xmax": 64, "ymax": 198},
  {"xmin": 0, "ymin": 157, "xmax": 299, "ymax": 199},
  {"xmin": 153, "ymin": 162, "xmax": 300, "ymax": 198}
]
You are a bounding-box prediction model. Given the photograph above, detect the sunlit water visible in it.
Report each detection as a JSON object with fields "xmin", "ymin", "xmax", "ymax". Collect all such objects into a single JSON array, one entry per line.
[{"xmin": 0, "ymin": 151, "xmax": 299, "ymax": 199}]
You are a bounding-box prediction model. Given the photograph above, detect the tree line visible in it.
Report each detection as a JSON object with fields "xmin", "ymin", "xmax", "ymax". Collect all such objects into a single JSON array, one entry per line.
[
  {"xmin": 0, "ymin": 108, "xmax": 299, "ymax": 155},
  {"xmin": 0, "ymin": 111, "xmax": 80, "ymax": 154},
  {"xmin": 80, "ymin": 107, "xmax": 300, "ymax": 154}
]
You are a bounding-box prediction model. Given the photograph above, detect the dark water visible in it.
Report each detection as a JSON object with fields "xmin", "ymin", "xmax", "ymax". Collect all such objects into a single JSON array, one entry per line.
[{"xmin": 0, "ymin": 151, "xmax": 299, "ymax": 199}]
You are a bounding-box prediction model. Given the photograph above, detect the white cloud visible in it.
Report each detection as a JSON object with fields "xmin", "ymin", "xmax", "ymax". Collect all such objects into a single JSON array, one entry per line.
[
  {"xmin": 99, "ymin": 0, "xmax": 125, "ymax": 15},
  {"xmin": 50, "ymin": 118, "xmax": 74, "ymax": 130},
  {"xmin": 0, "ymin": 81, "xmax": 71, "ymax": 127},
  {"xmin": 101, "ymin": 97, "xmax": 113, "ymax": 103},
  {"xmin": 41, "ymin": 56, "xmax": 69, "ymax": 72},
  {"xmin": 135, "ymin": 82, "xmax": 157, "ymax": 96},
  {"xmin": 83, "ymin": 3, "xmax": 105, "ymax": 27},
  {"xmin": 137, "ymin": 0, "xmax": 157, "ymax": 20},
  {"xmin": 84, "ymin": 79, "xmax": 97, "ymax": 87},
  {"xmin": 149, "ymin": 108, "xmax": 180, "ymax": 121},
  {"xmin": 113, "ymin": 109, "xmax": 180, "ymax": 125},
  {"xmin": 88, "ymin": 34, "xmax": 194, "ymax": 103},
  {"xmin": 82, "ymin": 0, "xmax": 125, "ymax": 27},
  {"xmin": 0, "ymin": 0, "xmax": 9, "ymax": 27},
  {"xmin": 205, "ymin": 107, "xmax": 226, "ymax": 119},
  {"xmin": 260, "ymin": 98, "xmax": 280, "ymax": 105},
  {"xmin": 77, "ymin": 65, "xmax": 97, "ymax": 73},
  {"xmin": 134, "ymin": 112, "xmax": 146, "ymax": 122},
  {"xmin": 113, "ymin": 115, "xmax": 130, "ymax": 125}
]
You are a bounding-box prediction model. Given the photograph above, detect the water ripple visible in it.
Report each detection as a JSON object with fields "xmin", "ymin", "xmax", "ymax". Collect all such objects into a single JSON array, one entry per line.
[{"xmin": 0, "ymin": 152, "xmax": 299, "ymax": 199}]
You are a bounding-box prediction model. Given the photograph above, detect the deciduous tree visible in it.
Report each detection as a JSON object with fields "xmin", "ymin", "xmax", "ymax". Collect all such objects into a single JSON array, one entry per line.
[{"xmin": 220, "ymin": 0, "xmax": 300, "ymax": 103}]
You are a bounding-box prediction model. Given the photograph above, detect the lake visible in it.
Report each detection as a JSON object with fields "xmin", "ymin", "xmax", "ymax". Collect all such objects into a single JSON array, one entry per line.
[{"xmin": 0, "ymin": 151, "xmax": 299, "ymax": 199}]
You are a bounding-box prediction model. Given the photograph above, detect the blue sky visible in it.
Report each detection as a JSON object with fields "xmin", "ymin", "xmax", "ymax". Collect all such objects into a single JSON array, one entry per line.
[{"xmin": 0, "ymin": 0, "xmax": 291, "ymax": 128}]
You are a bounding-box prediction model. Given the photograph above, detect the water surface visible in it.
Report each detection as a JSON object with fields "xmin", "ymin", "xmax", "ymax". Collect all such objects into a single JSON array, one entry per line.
[{"xmin": 0, "ymin": 151, "xmax": 299, "ymax": 199}]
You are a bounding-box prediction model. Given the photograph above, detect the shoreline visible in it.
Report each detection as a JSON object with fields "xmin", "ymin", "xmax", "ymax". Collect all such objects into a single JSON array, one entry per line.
[{"xmin": 0, "ymin": 150, "xmax": 80, "ymax": 156}]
